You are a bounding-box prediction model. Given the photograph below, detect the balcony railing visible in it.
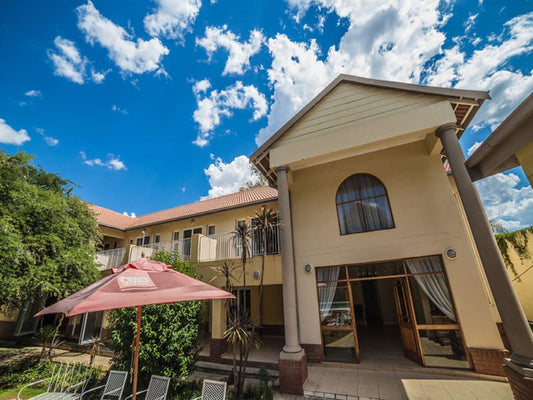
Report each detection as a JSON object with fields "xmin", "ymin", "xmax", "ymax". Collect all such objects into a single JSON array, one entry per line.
[
  {"xmin": 125, "ymin": 225, "xmax": 280, "ymax": 263},
  {"xmin": 95, "ymin": 247, "xmax": 127, "ymax": 270}
]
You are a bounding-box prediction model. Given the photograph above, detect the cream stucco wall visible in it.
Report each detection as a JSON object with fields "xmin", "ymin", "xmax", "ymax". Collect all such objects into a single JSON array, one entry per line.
[
  {"xmin": 289, "ymin": 140, "xmax": 503, "ymax": 351},
  {"xmin": 498, "ymin": 229, "xmax": 533, "ymax": 322}
]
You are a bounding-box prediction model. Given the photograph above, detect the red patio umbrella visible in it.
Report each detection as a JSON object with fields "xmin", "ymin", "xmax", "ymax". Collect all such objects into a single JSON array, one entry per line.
[{"xmin": 35, "ymin": 258, "xmax": 234, "ymax": 400}]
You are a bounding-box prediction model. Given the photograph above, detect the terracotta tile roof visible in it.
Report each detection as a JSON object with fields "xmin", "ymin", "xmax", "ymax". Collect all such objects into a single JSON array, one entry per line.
[
  {"xmin": 90, "ymin": 186, "xmax": 278, "ymax": 230},
  {"xmin": 90, "ymin": 205, "xmax": 135, "ymax": 230}
]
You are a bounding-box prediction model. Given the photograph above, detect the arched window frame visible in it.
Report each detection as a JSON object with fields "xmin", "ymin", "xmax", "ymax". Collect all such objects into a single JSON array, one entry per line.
[{"xmin": 335, "ymin": 173, "xmax": 395, "ymax": 235}]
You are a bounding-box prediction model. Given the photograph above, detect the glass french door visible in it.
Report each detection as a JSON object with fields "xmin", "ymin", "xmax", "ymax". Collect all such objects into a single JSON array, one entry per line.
[
  {"xmin": 318, "ymin": 276, "xmax": 359, "ymax": 363},
  {"xmin": 14, "ymin": 300, "xmax": 42, "ymax": 336},
  {"xmin": 392, "ymin": 278, "xmax": 423, "ymax": 364},
  {"xmin": 71, "ymin": 312, "xmax": 105, "ymax": 344},
  {"xmin": 182, "ymin": 227, "xmax": 202, "ymax": 258}
]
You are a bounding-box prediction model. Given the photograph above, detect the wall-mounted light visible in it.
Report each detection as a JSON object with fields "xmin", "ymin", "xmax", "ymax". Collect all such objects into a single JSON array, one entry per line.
[
  {"xmin": 253, "ymin": 270, "xmax": 261, "ymax": 279},
  {"xmin": 304, "ymin": 264, "xmax": 313, "ymax": 273},
  {"xmin": 191, "ymin": 218, "xmax": 195, "ymax": 225},
  {"xmin": 445, "ymin": 248, "xmax": 457, "ymax": 260}
]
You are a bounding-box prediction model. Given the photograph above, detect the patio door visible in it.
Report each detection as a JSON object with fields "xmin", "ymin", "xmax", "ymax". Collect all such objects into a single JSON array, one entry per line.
[
  {"xmin": 392, "ymin": 278, "xmax": 423, "ymax": 364},
  {"xmin": 182, "ymin": 227, "xmax": 202, "ymax": 258},
  {"xmin": 14, "ymin": 300, "xmax": 42, "ymax": 336}
]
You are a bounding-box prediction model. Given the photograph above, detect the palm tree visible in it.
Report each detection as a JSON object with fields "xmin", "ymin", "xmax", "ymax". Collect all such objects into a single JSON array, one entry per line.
[
  {"xmin": 210, "ymin": 261, "xmax": 240, "ymax": 315},
  {"xmin": 235, "ymin": 205, "xmax": 278, "ymax": 397}
]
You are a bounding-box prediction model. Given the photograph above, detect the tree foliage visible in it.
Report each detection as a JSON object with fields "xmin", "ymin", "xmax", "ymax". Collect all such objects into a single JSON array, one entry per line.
[
  {"xmin": 108, "ymin": 250, "xmax": 202, "ymax": 397},
  {"xmin": 0, "ymin": 150, "xmax": 101, "ymax": 313},
  {"xmin": 239, "ymin": 164, "xmax": 269, "ymax": 191}
]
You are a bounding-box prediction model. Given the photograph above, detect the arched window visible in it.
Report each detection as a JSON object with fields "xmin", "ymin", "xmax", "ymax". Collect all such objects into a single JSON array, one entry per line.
[{"xmin": 336, "ymin": 174, "xmax": 394, "ymax": 235}]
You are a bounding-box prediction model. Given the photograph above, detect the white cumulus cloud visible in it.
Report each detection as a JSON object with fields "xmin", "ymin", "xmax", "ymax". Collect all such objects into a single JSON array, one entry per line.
[
  {"xmin": 467, "ymin": 142, "xmax": 482, "ymax": 157},
  {"xmin": 196, "ymin": 26, "xmax": 264, "ymax": 75},
  {"xmin": 254, "ymin": 3, "xmax": 533, "ymax": 146},
  {"xmin": 202, "ymin": 155, "xmax": 262, "ymax": 199},
  {"xmin": 81, "ymin": 151, "xmax": 127, "ymax": 170},
  {"xmin": 476, "ymin": 172, "xmax": 533, "ymax": 230},
  {"xmin": 192, "ymin": 80, "xmax": 267, "ymax": 146},
  {"xmin": 48, "ymin": 36, "xmax": 87, "ymax": 84},
  {"xmin": 0, "ymin": 118, "xmax": 30, "ymax": 145},
  {"xmin": 24, "ymin": 90, "xmax": 42, "ymax": 97},
  {"xmin": 122, "ymin": 211, "xmax": 137, "ymax": 217},
  {"xmin": 77, "ymin": 1, "xmax": 169, "ymax": 76},
  {"xmin": 427, "ymin": 12, "xmax": 533, "ymax": 130},
  {"xmin": 144, "ymin": 0, "xmax": 201, "ymax": 41}
]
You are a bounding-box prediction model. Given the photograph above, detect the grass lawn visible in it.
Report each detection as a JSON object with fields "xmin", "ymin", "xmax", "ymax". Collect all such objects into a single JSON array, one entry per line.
[{"xmin": 0, "ymin": 387, "xmax": 44, "ymax": 400}]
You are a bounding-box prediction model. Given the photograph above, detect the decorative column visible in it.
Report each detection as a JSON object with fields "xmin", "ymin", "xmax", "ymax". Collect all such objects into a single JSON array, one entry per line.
[
  {"xmin": 436, "ymin": 124, "xmax": 533, "ymax": 398},
  {"xmin": 276, "ymin": 165, "xmax": 308, "ymax": 395},
  {"xmin": 209, "ymin": 299, "xmax": 227, "ymax": 360}
]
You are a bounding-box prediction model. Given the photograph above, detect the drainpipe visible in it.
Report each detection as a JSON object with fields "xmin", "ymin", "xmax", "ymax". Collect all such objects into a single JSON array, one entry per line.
[{"xmin": 436, "ymin": 123, "xmax": 533, "ymax": 369}]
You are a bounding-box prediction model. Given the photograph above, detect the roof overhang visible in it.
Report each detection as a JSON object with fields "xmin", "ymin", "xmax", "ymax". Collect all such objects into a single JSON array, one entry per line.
[
  {"xmin": 250, "ymin": 74, "xmax": 489, "ymax": 186},
  {"xmin": 466, "ymin": 93, "xmax": 533, "ymax": 181}
]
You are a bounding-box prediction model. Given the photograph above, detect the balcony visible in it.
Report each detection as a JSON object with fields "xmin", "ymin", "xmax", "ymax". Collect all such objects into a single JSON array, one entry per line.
[
  {"xmin": 123, "ymin": 225, "xmax": 281, "ymax": 264},
  {"xmin": 95, "ymin": 247, "xmax": 127, "ymax": 270}
]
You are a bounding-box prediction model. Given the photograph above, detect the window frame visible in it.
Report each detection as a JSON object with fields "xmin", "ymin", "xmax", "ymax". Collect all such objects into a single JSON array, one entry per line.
[{"xmin": 335, "ymin": 173, "xmax": 395, "ymax": 235}]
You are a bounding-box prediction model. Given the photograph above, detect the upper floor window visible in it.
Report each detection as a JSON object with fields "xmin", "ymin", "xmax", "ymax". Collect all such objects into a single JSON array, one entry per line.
[{"xmin": 336, "ymin": 174, "xmax": 394, "ymax": 235}]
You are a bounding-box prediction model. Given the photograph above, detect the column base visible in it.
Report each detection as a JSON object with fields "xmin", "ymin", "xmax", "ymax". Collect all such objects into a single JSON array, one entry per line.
[
  {"xmin": 209, "ymin": 338, "xmax": 227, "ymax": 360},
  {"xmin": 504, "ymin": 359, "xmax": 533, "ymax": 400},
  {"xmin": 469, "ymin": 348, "xmax": 509, "ymax": 376},
  {"xmin": 278, "ymin": 350, "xmax": 308, "ymax": 395}
]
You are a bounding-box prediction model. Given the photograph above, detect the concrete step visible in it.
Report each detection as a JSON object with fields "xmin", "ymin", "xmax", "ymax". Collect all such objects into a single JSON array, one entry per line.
[{"xmin": 196, "ymin": 360, "xmax": 280, "ymax": 379}]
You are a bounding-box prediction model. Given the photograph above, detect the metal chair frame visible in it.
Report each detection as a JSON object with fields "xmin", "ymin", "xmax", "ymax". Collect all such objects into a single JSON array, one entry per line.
[
  {"xmin": 124, "ymin": 375, "xmax": 170, "ymax": 400},
  {"xmin": 80, "ymin": 370, "xmax": 128, "ymax": 400},
  {"xmin": 17, "ymin": 361, "xmax": 90, "ymax": 400},
  {"xmin": 192, "ymin": 379, "xmax": 227, "ymax": 400}
]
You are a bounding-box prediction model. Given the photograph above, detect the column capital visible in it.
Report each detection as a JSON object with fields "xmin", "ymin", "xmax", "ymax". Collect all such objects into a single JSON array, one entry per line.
[
  {"xmin": 435, "ymin": 123, "xmax": 458, "ymax": 138},
  {"xmin": 275, "ymin": 165, "xmax": 290, "ymax": 174}
]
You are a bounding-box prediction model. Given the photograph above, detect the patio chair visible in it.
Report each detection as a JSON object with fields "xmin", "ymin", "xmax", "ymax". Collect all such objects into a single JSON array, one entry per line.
[
  {"xmin": 80, "ymin": 370, "xmax": 128, "ymax": 400},
  {"xmin": 192, "ymin": 379, "xmax": 227, "ymax": 400},
  {"xmin": 17, "ymin": 361, "xmax": 90, "ymax": 400},
  {"xmin": 124, "ymin": 375, "xmax": 170, "ymax": 400}
]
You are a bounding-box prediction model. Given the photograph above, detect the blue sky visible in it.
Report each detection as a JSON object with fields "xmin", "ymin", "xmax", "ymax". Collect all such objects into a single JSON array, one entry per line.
[{"xmin": 1, "ymin": 0, "xmax": 532, "ymax": 229}]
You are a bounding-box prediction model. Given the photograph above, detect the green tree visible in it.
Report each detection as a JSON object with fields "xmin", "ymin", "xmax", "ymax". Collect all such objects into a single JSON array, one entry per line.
[
  {"xmin": 0, "ymin": 151, "xmax": 101, "ymax": 314},
  {"xmin": 108, "ymin": 250, "xmax": 202, "ymax": 397},
  {"xmin": 239, "ymin": 164, "xmax": 269, "ymax": 191}
]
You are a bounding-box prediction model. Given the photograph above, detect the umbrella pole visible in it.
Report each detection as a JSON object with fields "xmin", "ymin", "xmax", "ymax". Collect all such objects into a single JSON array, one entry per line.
[{"xmin": 132, "ymin": 306, "xmax": 142, "ymax": 400}]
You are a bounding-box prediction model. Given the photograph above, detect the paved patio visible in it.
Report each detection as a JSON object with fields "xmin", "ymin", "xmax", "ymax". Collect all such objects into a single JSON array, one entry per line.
[{"xmin": 302, "ymin": 363, "xmax": 512, "ymax": 400}]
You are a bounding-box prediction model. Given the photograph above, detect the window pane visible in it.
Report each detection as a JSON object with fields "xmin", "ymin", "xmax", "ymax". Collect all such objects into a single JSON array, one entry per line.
[
  {"xmin": 336, "ymin": 177, "xmax": 360, "ymax": 203},
  {"xmin": 409, "ymin": 275, "xmax": 456, "ymax": 325},
  {"xmin": 208, "ymin": 225, "xmax": 215, "ymax": 235},
  {"xmin": 322, "ymin": 330, "xmax": 357, "ymax": 363},
  {"xmin": 362, "ymin": 197, "xmax": 394, "ymax": 231},
  {"xmin": 317, "ymin": 266, "xmax": 346, "ymax": 282},
  {"xmin": 419, "ymin": 329, "xmax": 468, "ymax": 369},
  {"xmin": 347, "ymin": 261, "xmax": 403, "ymax": 279},
  {"xmin": 173, "ymin": 231, "xmax": 179, "ymax": 241},
  {"xmin": 358, "ymin": 174, "xmax": 386, "ymax": 198},
  {"xmin": 337, "ymin": 202, "xmax": 365, "ymax": 234},
  {"xmin": 193, "ymin": 227, "xmax": 202, "ymax": 234},
  {"xmin": 183, "ymin": 230, "xmax": 192, "ymax": 239},
  {"xmin": 318, "ymin": 282, "xmax": 352, "ymax": 326}
]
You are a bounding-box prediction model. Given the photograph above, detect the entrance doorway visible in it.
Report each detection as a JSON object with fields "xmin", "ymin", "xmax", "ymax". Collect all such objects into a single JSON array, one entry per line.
[{"xmin": 316, "ymin": 256, "xmax": 470, "ymax": 369}]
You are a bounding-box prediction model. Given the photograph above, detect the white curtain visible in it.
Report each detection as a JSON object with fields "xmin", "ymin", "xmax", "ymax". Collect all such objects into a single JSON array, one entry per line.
[
  {"xmin": 336, "ymin": 174, "xmax": 393, "ymax": 234},
  {"xmin": 405, "ymin": 256, "xmax": 456, "ymax": 322},
  {"xmin": 317, "ymin": 267, "xmax": 340, "ymax": 322}
]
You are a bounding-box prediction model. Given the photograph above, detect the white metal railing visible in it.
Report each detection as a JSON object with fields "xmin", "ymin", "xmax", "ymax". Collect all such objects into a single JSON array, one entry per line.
[
  {"xmin": 125, "ymin": 226, "xmax": 280, "ymax": 264},
  {"xmin": 95, "ymin": 247, "xmax": 127, "ymax": 270},
  {"xmin": 202, "ymin": 225, "xmax": 280, "ymax": 261}
]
